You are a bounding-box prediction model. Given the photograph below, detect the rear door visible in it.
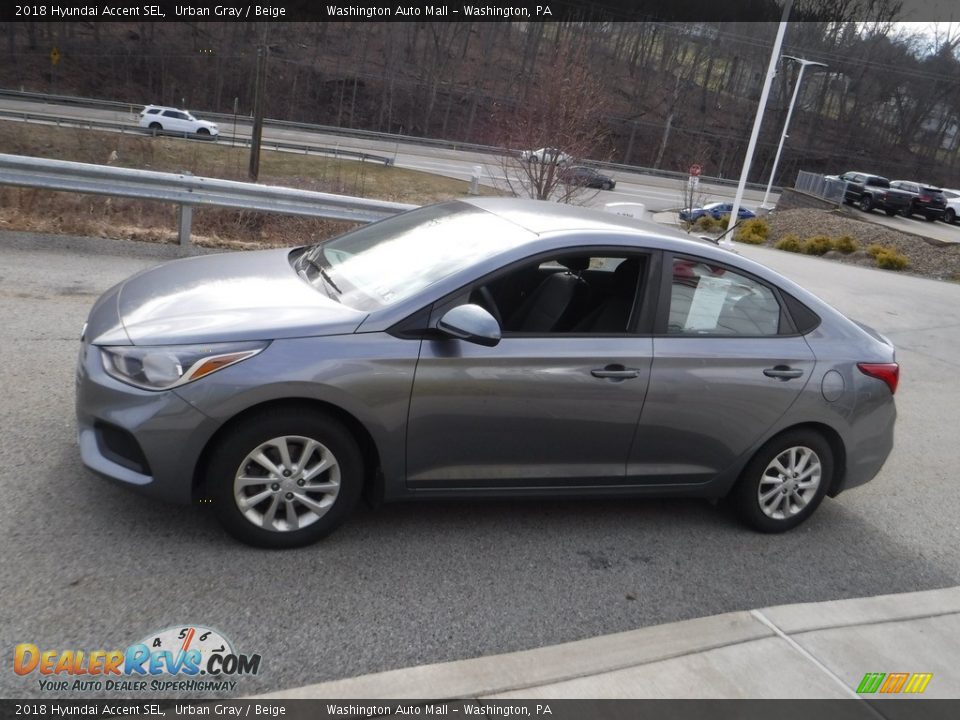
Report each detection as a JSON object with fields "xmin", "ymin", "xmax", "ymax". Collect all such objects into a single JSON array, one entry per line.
[{"xmin": 627, "ymin": 254, "xmax": 815, "ymax": 486}]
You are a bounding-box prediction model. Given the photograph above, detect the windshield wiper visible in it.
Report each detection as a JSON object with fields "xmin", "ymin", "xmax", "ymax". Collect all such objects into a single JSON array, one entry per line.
[
  {"xmin": 318, "ymin": 266, "xmax": 342, "ymax": 295},
  {"xmin": 301, "ymin": 255, "xmax": 343, "ymax": 302},
  {"xmin": 300, "ymin": 255, "xmax": 342, "ymax": 295}
]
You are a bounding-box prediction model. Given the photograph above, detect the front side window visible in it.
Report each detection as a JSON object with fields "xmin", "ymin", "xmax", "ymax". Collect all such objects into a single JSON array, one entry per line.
[
  {"xmin": 469, "ymin": 254, "xmax": 646, "ymax": 335},
  {"xmin": 667, "ymin": 257, "xmax": 780, "ymax": 336}
]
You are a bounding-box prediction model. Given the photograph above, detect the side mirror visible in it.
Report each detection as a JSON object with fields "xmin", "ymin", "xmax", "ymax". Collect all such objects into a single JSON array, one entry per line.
[{"xmin": 437, "ymin": 304, "xmax": 501, "ymax": 347}]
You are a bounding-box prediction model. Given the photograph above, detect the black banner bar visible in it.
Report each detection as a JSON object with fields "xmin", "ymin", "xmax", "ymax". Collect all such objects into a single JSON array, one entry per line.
[
  {"xmin": 1, "ymin": 0, "xmax": 958, "ymax": 24},
  {"xmin": 3, "ymin": 700, "xmax": 960, "ymax": 720}
]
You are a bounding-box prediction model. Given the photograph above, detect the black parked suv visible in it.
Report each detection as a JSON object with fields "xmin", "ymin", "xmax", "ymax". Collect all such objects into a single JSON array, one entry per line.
[
  {"xmin": 837, "ymin": 172, "xmax": 913, "ymax": 215},
  {"xmin": 890, "ymin": 181, "xmax": 947, "ymax": 221}
]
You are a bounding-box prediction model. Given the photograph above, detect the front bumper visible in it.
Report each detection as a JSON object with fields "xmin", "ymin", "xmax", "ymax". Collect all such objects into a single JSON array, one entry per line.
[{"xmin": 75, "ymin": 342, "xmax": 219, "ymax": 505}]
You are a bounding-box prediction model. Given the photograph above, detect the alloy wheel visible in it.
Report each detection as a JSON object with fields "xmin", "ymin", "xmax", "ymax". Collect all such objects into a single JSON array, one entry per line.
[
  {"xmin": 757, "ymin": 446, "xmax": 822, "ymax": 520},
  {"xmin": 233, "ymin": 435, "xmax": 340, "ymax": 532}
]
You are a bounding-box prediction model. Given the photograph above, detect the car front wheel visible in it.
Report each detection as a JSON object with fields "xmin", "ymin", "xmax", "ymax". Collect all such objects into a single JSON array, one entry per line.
[
  {"xmin": 946, "ymin": 208, "xmax": 956, "ymax": 224},
  {"xmin": 208, "ymin": 408, "xmax": 364, "ymax": 548},
  {"xmin": 730, "ymin": 429, "xmax": 833, "ymax": 533},
  {"xmin": 859, "ymin": 196, "xmax": 873, "ymax": 212}
]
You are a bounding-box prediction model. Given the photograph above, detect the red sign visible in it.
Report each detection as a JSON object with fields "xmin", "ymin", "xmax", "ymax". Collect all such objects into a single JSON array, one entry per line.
[{"xmin": 689, "ymin": 164, "xmax": 702, "ymax": 177}]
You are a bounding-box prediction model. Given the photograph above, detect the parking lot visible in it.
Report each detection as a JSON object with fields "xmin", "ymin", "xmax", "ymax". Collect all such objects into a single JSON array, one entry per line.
[{"xmin": 2, "ymin": 231, "xmax": 959, "ymax": 699}]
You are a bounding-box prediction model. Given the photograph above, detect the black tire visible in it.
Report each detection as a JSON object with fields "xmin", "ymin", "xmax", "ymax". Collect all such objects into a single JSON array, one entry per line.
[
  {"xmin": 602, "ymin": 181, "xmax": 613, "ymax": 191},
  {"xmin": 946, "ymin": 208, "xmax": 956, "ymax": 224},
  {"xmin": 925, "ymin": 213, "xmax": 936, "ymax": 222},
  {"xmin": 148, "ymin": 122, "xmax": 162, "ymax": 133},
  {"xmin": 859, "ymin": 196, "xmax": 873, "ymax": 212},
  {"xmin": 730, "ymin": 429, "xmax": 833, "ymax": 533},
  {"xmin": 884, "ymin": 209, "xmax": 897, "ymax": 216},
  {"xmin": 197, "ymin": 128, "xmax": 210, "ymax": 136},
  {"xmin": 208, "ymin": 408, "xmax": 364, "ymax": 548}
]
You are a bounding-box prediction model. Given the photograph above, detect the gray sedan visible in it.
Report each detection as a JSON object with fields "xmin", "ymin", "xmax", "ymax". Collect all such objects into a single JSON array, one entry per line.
[{"xmin": 76, "ymin": 199, "xmax": 898, "ymax": 548}]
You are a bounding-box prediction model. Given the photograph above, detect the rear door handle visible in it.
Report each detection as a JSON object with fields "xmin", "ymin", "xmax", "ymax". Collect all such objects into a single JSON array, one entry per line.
[
  {"xmin": 763, "ymin": 366, "xmax": 804, "ymax": 380},
  {"xmin": 591, "ymin": 365, "xmax": 640, "ymax": 380}
]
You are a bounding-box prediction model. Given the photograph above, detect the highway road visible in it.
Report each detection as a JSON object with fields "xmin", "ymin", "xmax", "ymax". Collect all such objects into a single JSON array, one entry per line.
[
  {"xmin": 1, "ymin": 230, "xmax": 958, "ymax": 700},
  {"xmin": 0, "ymin": 96, "xmax": 774, "ymax": 213}
]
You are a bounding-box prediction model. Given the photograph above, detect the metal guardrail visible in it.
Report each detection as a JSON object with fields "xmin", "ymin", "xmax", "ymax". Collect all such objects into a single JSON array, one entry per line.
[
  {"xmin": 0, "ymin": 153, "xmax": 416, "ymax": 245},
  {"xmin": 0, "ymin": 88, "xmax": 778, "ymax": 193},
  {"xmin": 0, "ymin": 108, "xmax": 396, "ymax": 166},
  {"xmin": 795, "ymin": 170, "xmax": 847, "ymax": 204}
]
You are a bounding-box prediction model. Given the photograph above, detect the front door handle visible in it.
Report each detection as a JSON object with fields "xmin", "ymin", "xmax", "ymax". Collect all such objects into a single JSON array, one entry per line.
[
  {"xmin": 591, "ymin": 365, "xmax": 640, "ymax": 380},
  {"xmin": 763, "ymin": 366, "xmax": 804, "ymax": 380}
]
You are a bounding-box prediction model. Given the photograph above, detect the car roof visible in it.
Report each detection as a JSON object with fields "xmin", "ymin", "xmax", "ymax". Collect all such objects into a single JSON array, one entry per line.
[{"xmin": 459, "ymin": 198, "xmax": 717, "ymax": 248}]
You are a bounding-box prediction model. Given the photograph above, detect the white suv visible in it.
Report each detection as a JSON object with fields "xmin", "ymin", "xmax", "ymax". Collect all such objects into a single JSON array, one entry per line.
[
  {"xmin": 139, "ymin": 105, "xmax": 219, "ymax": 138},
  {"xmin": 520, "ymin": 147, "xmax": 571, "ymax": 165},
  {"xmin": 941, "ymin": 188, "xmax": 960, "ymax": 224}
]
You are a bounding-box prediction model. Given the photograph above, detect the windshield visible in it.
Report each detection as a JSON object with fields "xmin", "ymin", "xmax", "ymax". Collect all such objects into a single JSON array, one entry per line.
[{"xmin": 301, "ymin": 202, "xmax": 534, "ymax": 311}]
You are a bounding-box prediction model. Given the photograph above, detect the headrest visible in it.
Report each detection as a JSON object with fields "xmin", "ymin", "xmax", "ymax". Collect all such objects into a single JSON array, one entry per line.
[{"xmin": 559, "ymin": 257, "xmax": 590, "ymax": 273}]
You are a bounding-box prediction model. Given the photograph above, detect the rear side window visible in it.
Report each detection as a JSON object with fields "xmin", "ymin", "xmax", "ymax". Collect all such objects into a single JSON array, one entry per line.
[
  {"xmin": 866, "ymin": 177, "xmax": 890, "ymax": 188},
  {"xmin": 667, "ymin": 258, "xmax": 780, "ymax": 336}
]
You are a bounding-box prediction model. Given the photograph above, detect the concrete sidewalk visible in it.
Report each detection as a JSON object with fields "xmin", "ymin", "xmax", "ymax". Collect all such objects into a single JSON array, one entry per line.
[{"xmin": 256, "ymin": 586, "xmax": 960, "ymax": 700}]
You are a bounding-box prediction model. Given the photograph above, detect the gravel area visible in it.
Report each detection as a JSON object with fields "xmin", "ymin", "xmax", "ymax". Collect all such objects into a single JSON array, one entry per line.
[{"xmin": 756, "ymin": 208, "xmax": 960, "ymax": 282}]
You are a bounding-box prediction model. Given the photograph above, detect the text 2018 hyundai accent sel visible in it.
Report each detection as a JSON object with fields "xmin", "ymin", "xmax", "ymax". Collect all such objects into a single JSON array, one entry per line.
[{"xmin": 76, "ymin": 199, "xmax": 898, "ymax": 548}]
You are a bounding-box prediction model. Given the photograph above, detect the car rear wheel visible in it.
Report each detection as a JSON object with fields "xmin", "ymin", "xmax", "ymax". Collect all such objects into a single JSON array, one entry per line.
[
  {"xmin": 946, "ymin": 208, "xmax": 956, "ymax": 224},
  {"xmin": 730, "ymin": 429, "xmax": 833, "ymax": 533},
  {"xmin": 208, "ymin": 408, "xmax": 363, "ymax": 548}
]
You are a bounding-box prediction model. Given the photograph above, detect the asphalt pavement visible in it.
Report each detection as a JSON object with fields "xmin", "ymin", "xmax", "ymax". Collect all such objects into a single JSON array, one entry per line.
[{"xmin": 1, "ymin": 230, "xmax": 958, "ymax": 701}]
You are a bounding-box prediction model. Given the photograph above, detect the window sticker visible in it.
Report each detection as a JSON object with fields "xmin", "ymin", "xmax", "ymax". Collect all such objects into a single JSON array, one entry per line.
[{"xmin": 686, "ymin": 276, "xmax": 732, "ymax": 331}]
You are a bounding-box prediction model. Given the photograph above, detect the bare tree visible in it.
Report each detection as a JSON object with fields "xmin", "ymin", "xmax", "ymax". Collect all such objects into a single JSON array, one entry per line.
[{"xmin": 490, "ymin": 41, "xmax": 611, "ymax": 203}]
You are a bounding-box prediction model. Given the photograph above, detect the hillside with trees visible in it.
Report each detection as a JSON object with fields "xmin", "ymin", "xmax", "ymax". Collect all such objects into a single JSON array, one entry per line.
[{"xmin": 2, "ymin": 18, "xmax": 959, "ymax": 187}]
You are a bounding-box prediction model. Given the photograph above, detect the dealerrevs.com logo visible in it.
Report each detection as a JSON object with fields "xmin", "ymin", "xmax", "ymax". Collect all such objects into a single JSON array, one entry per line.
[{"xmin": 14, "ymin": 626, "xmax": 262, "ymax": 693}]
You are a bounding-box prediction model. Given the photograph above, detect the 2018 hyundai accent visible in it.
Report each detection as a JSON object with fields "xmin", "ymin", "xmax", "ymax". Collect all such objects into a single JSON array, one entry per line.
[{"xmin": 76, "ymin": 199, "xmax": 898, "ymax": 548}]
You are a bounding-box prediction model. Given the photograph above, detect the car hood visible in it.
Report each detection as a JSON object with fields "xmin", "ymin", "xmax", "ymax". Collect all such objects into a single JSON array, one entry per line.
[{"xmin": 91, "ymin": 248, "xmax": 367, "ymax": 346}]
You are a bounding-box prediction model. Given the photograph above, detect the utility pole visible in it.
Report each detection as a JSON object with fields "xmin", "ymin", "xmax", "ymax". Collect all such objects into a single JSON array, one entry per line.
[{"xmin": 248, "ymin": 26, "xmax": 268, "ymax": 182}]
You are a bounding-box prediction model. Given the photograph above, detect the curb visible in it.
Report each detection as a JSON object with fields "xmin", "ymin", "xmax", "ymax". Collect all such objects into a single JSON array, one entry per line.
[{"xmin": 250, "ymin": 586, "xmax": 960, "ymax": 700}]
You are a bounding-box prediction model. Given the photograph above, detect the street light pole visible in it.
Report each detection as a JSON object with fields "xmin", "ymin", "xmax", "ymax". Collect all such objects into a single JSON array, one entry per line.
[
  {"xmin": 722, "ymin": 0, "xmax": 792, "ymax": 247},
  {"xmin": 761, "ymin": 56, "xmax": 828, "ymax": 209}
]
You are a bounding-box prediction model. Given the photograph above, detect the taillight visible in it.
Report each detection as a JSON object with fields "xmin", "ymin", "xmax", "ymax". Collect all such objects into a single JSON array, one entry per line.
[
  {"xmin": 857, "ymin": 362, "xmax": 899, "ymax": 394},
  {"xmin": 919, "ymin": 194, "xmax": 931, "ymax": 202}
]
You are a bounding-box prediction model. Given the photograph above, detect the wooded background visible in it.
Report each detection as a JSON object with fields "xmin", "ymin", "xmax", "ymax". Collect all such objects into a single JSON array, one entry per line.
[{"xmin": 3, "ymin": 18, "xmax": 959, "ymax": 186}]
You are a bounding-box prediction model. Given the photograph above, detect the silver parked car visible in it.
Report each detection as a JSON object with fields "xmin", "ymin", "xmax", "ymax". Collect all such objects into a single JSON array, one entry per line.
[{"xmin": 76, "ymin": 199, "xmax": 898, "ymax": 548}]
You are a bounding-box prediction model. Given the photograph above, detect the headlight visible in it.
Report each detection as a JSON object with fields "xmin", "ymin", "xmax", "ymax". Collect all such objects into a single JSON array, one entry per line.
[{"xmin": 100, "ymin": 341, "xmax": 268, "ymax": 391}]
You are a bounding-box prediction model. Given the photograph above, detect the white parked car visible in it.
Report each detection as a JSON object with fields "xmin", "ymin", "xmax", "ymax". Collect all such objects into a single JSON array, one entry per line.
[
  {"xmin": 941, "ymin": 188, "xmax": 960, "ymax": 224},
  {"xmin": 139, "ymin": 105, "xmax": 219, "ymax": 138},
  {"xmin": 520, "ymin": 147, "xmax": 571, "ymax": 165}
]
